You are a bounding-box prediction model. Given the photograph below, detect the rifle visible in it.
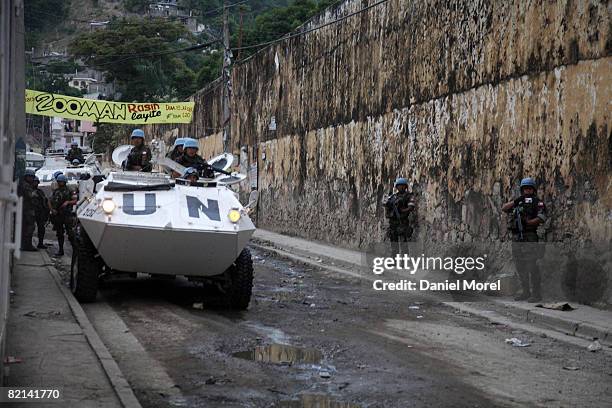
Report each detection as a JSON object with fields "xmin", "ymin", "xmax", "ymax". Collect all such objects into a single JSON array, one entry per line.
[
  {"xmin": 514, "ymin": 206, "xmax": 524, "ymax": 241},
  {"xmin": 194, "ymin": 162, "xmax": 232, "ymax": 177},
  {"xmin": 385, "ymin": 187, "xmax": 401, "ymax": 221}
]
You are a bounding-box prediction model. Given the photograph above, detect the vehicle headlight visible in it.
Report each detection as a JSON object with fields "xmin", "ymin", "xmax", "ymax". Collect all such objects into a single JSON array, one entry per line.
[
  {"xmin": 228, "ymin": 209, "xmax": 241, "ymax": 223},
  {"xmin": 102, "ymin": 198, "xmax": 116, "ymax": 214}
]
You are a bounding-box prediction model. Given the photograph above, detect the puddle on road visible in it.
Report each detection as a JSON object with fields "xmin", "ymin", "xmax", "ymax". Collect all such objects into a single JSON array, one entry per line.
[
  {"xmin": 233, "ymin": 344, "xmax": 322, "ymax": 365},
  {"xmin": 279, "ymin": 394, "xmax": 360, "ymax": 408}
]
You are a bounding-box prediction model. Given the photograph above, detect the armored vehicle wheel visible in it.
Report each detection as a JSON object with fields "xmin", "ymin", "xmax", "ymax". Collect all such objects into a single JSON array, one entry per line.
[
  {"xmin": 226, "ymin": 248, "xmax": 254, "ymax": 310},
  {"xmin": 70, "ymin": 229, "xmax": 101, "ymax": 302}
]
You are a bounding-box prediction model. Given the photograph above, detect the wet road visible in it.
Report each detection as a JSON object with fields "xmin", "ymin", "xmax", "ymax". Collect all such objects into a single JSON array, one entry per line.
[{"xmin": 48, "ymin": 241, "xmax": 612, "ymax": 408}]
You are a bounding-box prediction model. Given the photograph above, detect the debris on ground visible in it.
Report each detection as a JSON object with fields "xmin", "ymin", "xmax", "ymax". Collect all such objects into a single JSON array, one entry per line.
[
  {"xmin": 192, "ymin": 303, "xmax": 204, "ymax": 310},
  {"xmin": 563, "ymin": 366, "xmax": 580, "ymax": 371},
  {"xmin": 338, "ymin": 382, "xmax": 350, "ymax": 390},
  {"xmin": 416, "ymin": 315, "xmax": 424, "ymax": 319},
  {"xmin": 587, "ymin": 340, "xmax": 602, "ymax": 352},
  {"xmin": 408, "ymin": 305, "xmax": 420, "ymax": 310},
  {"xmin": 319, "ymin": 370, "xmax": 331, "ymax": 378},
  {"xmin": 536, "ymin": 302, "xmax": 576, "ymax": 311},
  {"xmin": 505, "ymin": 338, "xmax": 531, "ymax": 347}
]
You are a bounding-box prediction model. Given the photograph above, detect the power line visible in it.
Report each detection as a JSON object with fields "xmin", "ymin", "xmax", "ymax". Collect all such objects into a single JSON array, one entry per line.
[{"xmin": 231, "ymin": 0, "xmax": 389, "ymax": 51}]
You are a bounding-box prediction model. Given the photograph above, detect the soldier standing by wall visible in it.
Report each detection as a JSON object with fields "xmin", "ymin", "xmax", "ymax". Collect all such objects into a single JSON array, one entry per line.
[
  {"xmin": 50, "ymin": 174, "xmax": 77, "ymax": 256},
  {"xmin": 31, "ymin": 176, "xmax": 49, "ymax": 249},
  {"xmin": 18, "ymin": 169, "xmax": 37, "ymax": 251},
  {"xmin": 384, "ymin": 178, "xmax": 416, "ymax": 254},
  {"xmin": 501, "ymin": 177, "xmax": 547, "ymax": 302}
]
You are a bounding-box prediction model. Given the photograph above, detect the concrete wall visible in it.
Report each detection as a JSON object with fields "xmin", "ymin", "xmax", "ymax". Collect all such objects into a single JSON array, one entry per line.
[{"xmin": 147, "ymin": 0, "xmax": 611, "ymax": 301}]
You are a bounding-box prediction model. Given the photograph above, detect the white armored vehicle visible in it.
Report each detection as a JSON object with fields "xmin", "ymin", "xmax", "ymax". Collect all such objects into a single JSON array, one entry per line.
[
  {"xmin": 72, "ymin": 150, "xmax": 257, "ymax": 309},
  {"xmin": 36, "ymin": 154, "xmax": 102, "ymax": 196}
]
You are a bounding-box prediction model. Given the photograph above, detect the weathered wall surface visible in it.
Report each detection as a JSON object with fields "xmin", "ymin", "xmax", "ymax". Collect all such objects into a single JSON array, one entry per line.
[{"xmin": 148, "ymin": 0, "xmax": 611, "ymax": 301}]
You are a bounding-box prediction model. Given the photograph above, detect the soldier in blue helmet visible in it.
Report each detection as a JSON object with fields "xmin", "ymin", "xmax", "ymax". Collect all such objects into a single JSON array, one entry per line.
[
  {"xmin": 384, "ymin": 177, "xmax": 416, "ymax": 254},
  {"xmin": 502, "ymin": 177, "xmax": 547, "ymax": 302},
  {"xmin": 31, "ymin": 176, "xmax": 50, "ymax": 248},
  {"xmin": 168, "ymin": 137, "xmax": 186, "ymax": 162},
  {"xmin": 50, "ymin": 174, "xmax": 77, "ymax": 256},
  {"xmin": 18, "ymin": 169, "xmax": 38, "ymax": 251},
  {"xmin": 124, "ymin": 129, "xmax": 152, "ymax": 172},
  {"xmin": 176, "ymin": 139, "xmax": 215, "ymax": 178},
  {"xmin": 183, "ymin": 167, "xmax": 199, "ymax": 186}
]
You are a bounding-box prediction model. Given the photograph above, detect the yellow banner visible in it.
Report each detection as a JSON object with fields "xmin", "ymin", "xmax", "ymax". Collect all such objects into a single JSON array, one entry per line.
[{"xmin": 25, "ymin": 89, "xmax": 194, "ymax": 124}]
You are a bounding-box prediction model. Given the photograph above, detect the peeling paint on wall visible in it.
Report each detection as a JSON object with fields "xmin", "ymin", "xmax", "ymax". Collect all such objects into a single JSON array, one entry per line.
[{"xmin": 148, "ymin": 0, "xmax": 611, "ymax": 254}]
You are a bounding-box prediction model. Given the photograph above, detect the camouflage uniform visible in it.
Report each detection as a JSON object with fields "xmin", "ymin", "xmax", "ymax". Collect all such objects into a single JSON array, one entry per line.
[
  {"xmin": 504, "ymin": 195, "xmax": 547, "ymax": 300},
  {"xmin": 385, "ymin": 191, "xmax": 416, "ymax": 254},
  {"xmin": 50, "ymin": 185, "xmax": 77, "ymax": 254},
  {"xmin": 18, "ymin": 180, "xmax": 37, "ymax": 250},
  {"xmin": 125, "ymin": 144, "xmax": 152, "ymax": 172},
  {"xmin": 177, "ymin": 154, "xmax": 215, "ymax": 178},
  {"xmin": 32, "ymin": 184, "xmax": 49, "ymax": 248},
  {"xmin": 168, "ymin": 147, "xmax": 183, "ymax": 162},
  {"xmin": 65, "ymin": 147, "xmax": 84, "ymax": 163}
]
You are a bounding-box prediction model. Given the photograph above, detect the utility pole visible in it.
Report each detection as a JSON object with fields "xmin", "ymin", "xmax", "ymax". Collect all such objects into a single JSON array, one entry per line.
[{"xmin": 222, "ymin": 0, "xmax": 232, "ymax": 152}]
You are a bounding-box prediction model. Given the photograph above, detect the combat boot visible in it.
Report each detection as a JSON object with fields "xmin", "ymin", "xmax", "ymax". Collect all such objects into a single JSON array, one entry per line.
[
  {"xmin": 513, "ymin": 267, "xmax": 530, "ymax": 301},
  {"xmin": 55, "ymin": 237, "xmax": 64, "ymax": 257},
  {"xmin": 514, "ymin": 291, "xmax": 530, "ymax": 301},
  {"xmin": 37, "ymin": 231, "xmax": 46, "ymax": 248},
  {"xmin": 528, "ymin": 269, "xmax": 542, "ymax": 303}
]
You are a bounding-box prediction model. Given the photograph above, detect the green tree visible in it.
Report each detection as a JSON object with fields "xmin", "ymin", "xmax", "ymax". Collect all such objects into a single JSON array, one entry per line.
[
  {"xmin": 124, "ymin": 0, "xmax": 150, "ymax": 13},
  {"xmin": 196, "ymin": 53, "xmax": 222, "ymax": 89},
  {"xmin": 70, "ymin": 18, "xmax": 198, "ymax": 101},
  {"xmin": 90, "ymin": 123, "xmax": 131, "ymax": 155}
]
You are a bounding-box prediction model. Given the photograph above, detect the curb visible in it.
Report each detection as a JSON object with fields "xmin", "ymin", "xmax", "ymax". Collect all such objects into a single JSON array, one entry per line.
[
  {"xmin": 41, "ymin": 251, "xmax": 142, "ymax": 408},
  {"xmin": 251, "ymin": 242, "xmax": 364, "ymax": 279},
  {"xmin": 495, "ymin": 301, "xmax": 611, "ymax": 346},
  {"xmin": 443, "ymin": 302, "xmax": 612, "ymax": 353}
]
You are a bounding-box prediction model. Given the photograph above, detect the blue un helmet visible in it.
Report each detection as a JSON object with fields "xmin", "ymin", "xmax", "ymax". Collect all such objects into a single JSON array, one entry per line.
[
  {"xmin": 131, "ymin": 129, "xmax": 145, "ymax": 139},
  {"xmin": 24, "ymin": 169, "xmax": 36, "ymax": 177},
  {"xmin": 183, "ymin": 167, "xmax": 198, "ymax": 178},
  {"xmin": 72, "ymin": 159, "xmax": 80, "ymax": 165},
  {"xmin": 395, "ymin": 177, "xmax": 408, "ymax": 187},
  {"xmin": 71, "ymin": 141, "xmax": 78, "ymax": 147},
  {"xmin": 173, "ymin": 137, "xmax": 186, "ymax": 147},
  {"xmin": 183, "ymin": 138, "xmax": 199, "ymax": 150},
  {"xmin": 56, "ymin": 174, "xmax": 68, "ymax": 183},
  {"xmin": 520, "ymin": 177, "xmax": 537, "ymax": 190},
  {"xmin": 53, "ymin": 171, "xmax": 63, "ymax": 179}
]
